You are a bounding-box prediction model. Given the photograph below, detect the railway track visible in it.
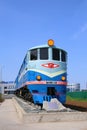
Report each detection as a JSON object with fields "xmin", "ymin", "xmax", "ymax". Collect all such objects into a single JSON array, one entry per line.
[
  {"xmin": 15, "ymin": 95, "xmax": 87, "ymax": 112},
  {"xmin": 64, "ymin": 104, "xmax": 87, "ymax": 112},
  {"xmin": 25, "ymin": 97, "xmax": 87, "ymax": 112},
  {"xmin": 3, "ymin": 94, "xmax": 87, "ymax": 112}
]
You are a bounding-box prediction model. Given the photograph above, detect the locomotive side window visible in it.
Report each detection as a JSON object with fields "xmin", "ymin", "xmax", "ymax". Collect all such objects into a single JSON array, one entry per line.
[
  {"xmin": 40, "ymin": 48, "xmax": 48, "ymax": 60},
  {"xmin": 30, "ymin": 49, "xmax": 37, "ymax": 60},
  {"xmin": 52, "ymin": 48, "xmax": 60, "ymax": 61},
  {"xmin": 61, "ymin": 50, "xmax": 66, "ymax": 62}
]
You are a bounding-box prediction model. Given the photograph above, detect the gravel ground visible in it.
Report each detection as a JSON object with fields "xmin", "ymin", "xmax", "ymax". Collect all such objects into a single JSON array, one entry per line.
[{"xmin": 66, "ymin": 100, "xmax": 87, "ymax": 108}]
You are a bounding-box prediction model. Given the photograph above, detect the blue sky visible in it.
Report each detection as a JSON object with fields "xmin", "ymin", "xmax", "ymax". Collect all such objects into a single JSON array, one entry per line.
[{"xmin": 0, "ymin": 0, "xmax": 87, "ymax": 89}]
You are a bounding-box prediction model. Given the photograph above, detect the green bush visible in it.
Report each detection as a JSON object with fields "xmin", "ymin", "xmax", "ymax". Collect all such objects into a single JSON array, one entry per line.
[
  {"xmin": 0, "ymin": 93, "xmax": 4, "ymax": 102},
  {"xmin": 66, "ymin": 91, "xmax": 87, "ymax": 102}
]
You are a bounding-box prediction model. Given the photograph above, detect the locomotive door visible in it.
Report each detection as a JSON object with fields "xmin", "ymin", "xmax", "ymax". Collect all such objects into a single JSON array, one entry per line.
[{"xmin": 47, "ymin": 87, "xmax": 56, "ymax": 96}]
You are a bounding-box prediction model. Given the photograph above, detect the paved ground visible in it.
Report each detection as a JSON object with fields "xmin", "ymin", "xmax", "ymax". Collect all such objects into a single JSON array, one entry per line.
[{"xmin": 0, "ymin": 99, "xmax": 87, "ymax": 130}]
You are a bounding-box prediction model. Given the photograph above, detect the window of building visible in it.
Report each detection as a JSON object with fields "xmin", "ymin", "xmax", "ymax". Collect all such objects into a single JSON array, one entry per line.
[
  {"xmin": 52, "ymin": 48, "xmax": 60, "ymax": 61},
  {"xmin": 4, "ymin": 86, "xmax": 7, "ymax": 89},
  {"xmin": 4, "ymin": 91, "xmax": 8, "ymax": 94},
  {"xmin": 40, "ymin": 48, "xmax": 48, "ymax": 60},
  {"xmin": 30, "ymin": 49, "xmax": 37, "ymax": 60}
]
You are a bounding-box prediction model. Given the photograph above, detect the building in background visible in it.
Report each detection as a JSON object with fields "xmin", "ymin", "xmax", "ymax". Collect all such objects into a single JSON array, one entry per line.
[
  {"xmin": 67, "ymin": 83, "xmax": 80, "ymax": 92},
  {"xmin": 0, "ymin": 81, "xmax": 15, "ymax": 94}
]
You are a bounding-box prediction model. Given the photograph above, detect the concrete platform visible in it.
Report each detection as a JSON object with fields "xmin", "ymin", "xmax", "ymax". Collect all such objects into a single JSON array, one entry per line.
[{"xmin": 13, "ymin": 97, "xmax": 87, "ymax": 123}]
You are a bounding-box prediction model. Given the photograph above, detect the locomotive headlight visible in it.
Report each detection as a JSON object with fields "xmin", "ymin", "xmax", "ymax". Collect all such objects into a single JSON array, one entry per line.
[
  {"xmin": 61, "ymin": 76, "xmax": 66, "ymax": 81},
  {"xmin": 48, "ymin": 39, "xmax": 54, "ymax": 46},
  {"xmin": 36, "ymin": 75, "xmax": 41, "ymax": 81}
]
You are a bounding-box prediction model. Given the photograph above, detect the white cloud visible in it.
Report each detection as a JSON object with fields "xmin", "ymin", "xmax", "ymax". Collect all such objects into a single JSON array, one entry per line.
[{"xmin": 72, "ymin": 23, "xmax": 87, "ymax": 39}]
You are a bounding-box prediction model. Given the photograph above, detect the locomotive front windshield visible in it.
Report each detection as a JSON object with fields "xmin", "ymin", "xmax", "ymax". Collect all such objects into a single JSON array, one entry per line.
[
  {"xmin": 40, "ymin": 48, "xmax": 48, "ymax": 60},
  {"xmin": 52, "ymin": 48, "xmax": 60, "ymax": 61},
  {"xmin": 30, "ymin": 47, "xmax": 66, "ymax": 62},
  {"xmin": 30, "ymin": 49, "xmax": 37, "ymax": 60},
  {"xmin": 30, "ymin": 48, "xmax": 49, "ymax": 60},
  {"xmin": 52, "ymin": 48, "xmax": 66, "ymax": 62},
  {"xmin": 61, "ymin": 50, "xmax": 66, "ymax": 62}
]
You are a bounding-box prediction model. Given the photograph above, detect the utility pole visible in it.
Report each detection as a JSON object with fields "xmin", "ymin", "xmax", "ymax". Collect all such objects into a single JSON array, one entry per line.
[{"xmin": 0, "ymin": 66, "xmax": 2, "ymax": 82}]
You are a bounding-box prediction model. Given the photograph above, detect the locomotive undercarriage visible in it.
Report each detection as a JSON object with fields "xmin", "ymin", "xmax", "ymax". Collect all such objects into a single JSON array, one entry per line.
[{"xmin": 15, "ymin": 86, "xmax": 34, "ymax": 103}]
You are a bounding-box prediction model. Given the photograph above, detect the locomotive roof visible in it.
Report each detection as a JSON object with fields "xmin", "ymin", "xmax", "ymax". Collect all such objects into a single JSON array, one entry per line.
[{"xmin": 28, "ymin": 44, "xmax": 67, "ymax": 53}]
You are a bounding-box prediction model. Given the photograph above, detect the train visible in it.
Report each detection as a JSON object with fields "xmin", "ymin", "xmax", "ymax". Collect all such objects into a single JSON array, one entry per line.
[{"xmin": 15, "ymin": 39, "xmax": 67, "ymax": 106}]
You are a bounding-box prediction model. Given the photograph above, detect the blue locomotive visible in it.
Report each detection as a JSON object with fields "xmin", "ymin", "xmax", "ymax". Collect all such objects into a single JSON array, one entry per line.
[{"xmin": 15, "ymin": 39, "xmax": 67, "ymax": 106}]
